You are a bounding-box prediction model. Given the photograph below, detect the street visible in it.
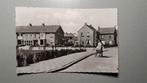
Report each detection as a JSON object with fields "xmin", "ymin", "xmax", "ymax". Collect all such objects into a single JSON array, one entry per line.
[
  {"xmin": 17, "ymin": 47, "xmax": 118, "ymax": 75},
  {"xmin": 60, "ymin": 47, "xmax": 118, "ymax": 73}
]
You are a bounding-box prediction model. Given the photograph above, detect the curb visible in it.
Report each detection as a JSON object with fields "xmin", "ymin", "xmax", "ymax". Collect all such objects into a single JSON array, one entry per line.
[{"xmin": 49, "ymin": 52, "xmax": 95, "ymax": 72}]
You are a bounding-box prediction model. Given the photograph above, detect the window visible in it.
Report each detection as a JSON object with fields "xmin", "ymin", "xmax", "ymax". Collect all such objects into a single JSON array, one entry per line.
[
  {"xmin": 50, "ymin": 42, "xmax": 53, "ymax": 45},
  {"xmin": 81, "ymin": 41, "xmax": 84, "ymax": 45},
  {"xmin": 27, "ymin": 41, "xmax": 29, "ymax": 45},
  {"xmin": 109, "ymin": 35, "xmax": 112, "ymax": 39},
  {"xmin": 25, "ymin": 41, "xmax": 27, "ymax": 45},
  {"xmin": 87, "ymin": 35, "xmax": 90, "ymax": 37},
  {"xmin": 40, "ymin": 40, "xmax": 44, "ymax": 45},
  {"xmin": 81, "ymin": 32, "xmax": 84, "ymax": 37},
  {"xmin": 17, "ymin": 40, "xmax": 21, "ymax": 45},
  {"xmin": 101, "ymin": 35, "xmax": 104, "ymax": 39},
  {"xmin": 69, "ymin": 37, "xmax": 72, "ymax": 39},
  {"xmin": 30, "ymin": 41, "xmax": 31, "ymax": 45},
  {"xmin": 34, "ymin": 40, "xmax": 38, "ymax": 46},
  {"xmin": 21, "ymin": 41, "xmax": 24, "ymax": 45},
  {"xmin": 87, "ymin": 32, "xmax": 90, "ymax": 37},
  {"xmin": 28, "ymin": 41, "xmax": 30, "ymax": 45}
]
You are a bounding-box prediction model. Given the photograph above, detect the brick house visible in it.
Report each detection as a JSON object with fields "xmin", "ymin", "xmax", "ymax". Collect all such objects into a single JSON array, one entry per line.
[
  {"xmin": 16, "ymin": 23, "xmax": 64, "ymax": 47},
  {"xmin": 78, "ymin": 23, "xmax": 97, "ymax": 47},
  {"xmin": 97, "ymin": 26, "xmax": 118, "ymax": 46}
]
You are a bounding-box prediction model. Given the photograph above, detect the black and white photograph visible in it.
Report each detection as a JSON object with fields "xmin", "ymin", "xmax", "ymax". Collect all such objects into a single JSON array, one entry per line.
[{"xmin": 16, "ymin": 7, "xmax": 118, "ymax": 76}]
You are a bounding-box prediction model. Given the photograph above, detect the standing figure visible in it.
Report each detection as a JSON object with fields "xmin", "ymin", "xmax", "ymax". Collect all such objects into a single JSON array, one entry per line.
[{"xmin": 95, "ymin": 40, "xmax": 104, "ymax": 57}]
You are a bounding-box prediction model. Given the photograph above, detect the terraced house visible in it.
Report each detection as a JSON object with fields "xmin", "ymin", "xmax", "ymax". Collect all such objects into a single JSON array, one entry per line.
[
  {"xmin": 97, "ymin": 26, "xmax": 118, "ymax": 46},
  {"xmin": 16, "ymin": 23, "xmax": 64, "ymax": 47}
]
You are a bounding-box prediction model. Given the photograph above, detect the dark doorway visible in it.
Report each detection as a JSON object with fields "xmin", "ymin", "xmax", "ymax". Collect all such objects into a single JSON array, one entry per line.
[
  {"xmin": 34, "ymin": 40, "xmax": 38, "ymax": 46},
  {"xmin": 40, "ymin": 40, "xmax": 44, "ymax": 45}
]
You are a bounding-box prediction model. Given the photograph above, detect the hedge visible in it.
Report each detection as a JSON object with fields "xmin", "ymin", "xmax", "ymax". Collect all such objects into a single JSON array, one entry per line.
[{"xmin": 16, "ymin": 48, "xmax": 86, "ymax": 67}]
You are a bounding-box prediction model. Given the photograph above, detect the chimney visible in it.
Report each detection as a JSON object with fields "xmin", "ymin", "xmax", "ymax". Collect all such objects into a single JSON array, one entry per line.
[
  {"xmin": 42, "ymin": 23, "xmax": 45, "ymax": 27},
  {"xmin": 29, "ymin": 23, "xmax": 32, "ymax": 27},
  {"xmin": 84, "ymin": 22, "xmax": 87, "ymax": 25}
]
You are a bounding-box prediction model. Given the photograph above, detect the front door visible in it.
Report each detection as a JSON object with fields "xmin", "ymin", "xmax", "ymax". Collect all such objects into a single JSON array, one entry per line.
[
  {"xmin": 34, "ymin": 40, "xmax": 38, "ymax": 46},
  {"xmin": 40, "ymin": 39, "xmax": 44, "ymax": 46},
  {"xmin": 86, "ymin": 40, "xmax": 91, "ymax": 46}
]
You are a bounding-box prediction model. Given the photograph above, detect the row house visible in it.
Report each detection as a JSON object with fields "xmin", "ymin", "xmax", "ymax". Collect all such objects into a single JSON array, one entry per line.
[
  {"xmin": 97, "ymin": 26, "xmax": 118, "ymax": 46},
  {"xmin": 16, "ymin": 23, "xmax": 64, "ymax": 47}
]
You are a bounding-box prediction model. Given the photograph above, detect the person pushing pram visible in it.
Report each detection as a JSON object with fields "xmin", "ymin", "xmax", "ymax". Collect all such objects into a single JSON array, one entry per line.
[{"xmin": 95, "ymin": 40, "xmax": 104, "ymax": 57}]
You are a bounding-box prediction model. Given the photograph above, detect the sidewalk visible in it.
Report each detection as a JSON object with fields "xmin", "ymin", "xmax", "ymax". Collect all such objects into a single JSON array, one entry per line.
[{"xmin": 17, "ymin": 48, "xmax": 95, "ymax": 74}]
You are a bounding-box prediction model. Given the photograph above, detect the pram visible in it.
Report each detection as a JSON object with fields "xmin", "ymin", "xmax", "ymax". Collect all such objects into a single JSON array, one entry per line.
[{"xmin": 95, "ymin": 46, "xmax": 103, "ymax": 57}]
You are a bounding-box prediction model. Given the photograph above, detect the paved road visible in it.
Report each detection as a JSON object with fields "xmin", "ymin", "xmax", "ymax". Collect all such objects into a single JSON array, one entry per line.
[{"xmin": 60, "ymin": 47, "xmax": 119, "ymax": 73}]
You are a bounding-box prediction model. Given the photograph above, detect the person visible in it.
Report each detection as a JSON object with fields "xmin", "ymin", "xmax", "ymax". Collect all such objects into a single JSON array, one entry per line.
[
  {"xmin": 95, "ymin": 40, "xmax": 104, "ymax": 57},
  {"xmin": 102, "ymin": 41, "xmax": 105, "ymax": 47},
  {"xmin": 109, "ymin": 40, "xmax": 113, "ymax": 46}
]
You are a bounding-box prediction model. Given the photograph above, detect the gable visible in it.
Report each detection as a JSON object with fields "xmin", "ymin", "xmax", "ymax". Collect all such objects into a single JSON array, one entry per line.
[
  {"xmin": 56, "ymin": 26, "xmax": 64, "ymax": 34},
  {"xmin": 78, "ymin": 24, "xmax": 94, "ymax": 33}
]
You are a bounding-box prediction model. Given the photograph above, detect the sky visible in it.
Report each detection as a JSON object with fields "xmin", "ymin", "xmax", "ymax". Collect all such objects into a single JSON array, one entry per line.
[{"xmin": 15, "ymin": 7, "xmax": 117, "ymax": 33}]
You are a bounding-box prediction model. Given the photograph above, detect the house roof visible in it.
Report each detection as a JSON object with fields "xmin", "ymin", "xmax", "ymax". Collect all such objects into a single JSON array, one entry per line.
[
  {"xmin": 86, "ymin": 24, "xmax": 96, "ymax": 31},
  {"xmin": 16, "ymin": 25, "xmax": 62, "ymax": 33},
  {"xmin": 99, "ymin": 27, "xmax": 116, "ymax": 34},
  {"xmin": 78, "ymin": 23, "xmax": 96, "ymax": 32}
]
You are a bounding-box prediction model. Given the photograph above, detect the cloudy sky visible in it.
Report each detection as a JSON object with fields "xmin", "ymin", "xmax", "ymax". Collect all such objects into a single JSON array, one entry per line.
[{"xmin": 15, "ymin": 7, "xmax": 117, "ymax": 33}]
